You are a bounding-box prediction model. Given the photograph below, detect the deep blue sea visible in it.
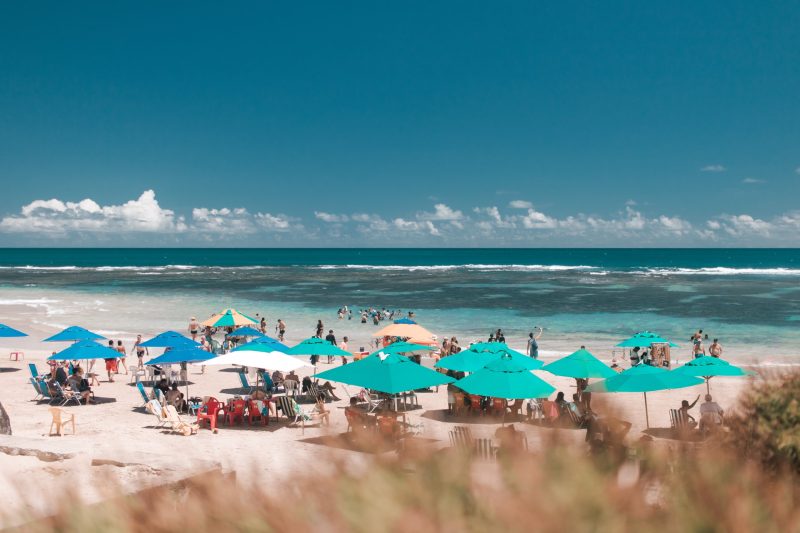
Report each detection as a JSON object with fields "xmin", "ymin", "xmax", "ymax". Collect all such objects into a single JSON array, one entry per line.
[{"xmin": 0, "ymin": 248, "xmax": 798, "ymax": 362}]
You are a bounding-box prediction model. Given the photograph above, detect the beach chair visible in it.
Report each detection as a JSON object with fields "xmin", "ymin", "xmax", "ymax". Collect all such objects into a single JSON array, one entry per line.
[
  {"xmin": 145, "ymin": 399, "xmax": 169, "ymax": 428},
  {"xmin": 28, "ymin": 363, "xmax": 42, "ymax": 380},
  {"xmin": 448, "ymin": 426, "xmax": 474, "ymax": 452},
  {"xmin": 136, "ymin": 382, "xmax": 151, "ymax": 406},
  {"xmin": 197, "ymin": 397, "xmax": 224, "ymax": 433},
  {"xmin": 224, "ymin": 399, "xmax": 247, "ymax": 426},
  {"xmin": 491, "ymin": 398, "xmax": 507, "ymax": 417},
  {"xmin": 129, "ymin": 365, "xmax": 146, "ymax": 384},
  {"xmin": 38, "ymin": 380, "xmax": 57, "ymax": 404},
  {"xmin": 53, "ymin": 382, "xmax": 81, "ymax": 406},
  {"xmin": 238, "ymin": 372, "xmax": 255, "ymax": 394},
  {"xmin": 474, "ymin": 438, "xmax": 497, "ymax": 461},
  {"xmin": 359, "ymin": 389, "xmax": 384, "ymax": 413},
  {"xmin": 290, "ymin": 398, "xmax": 324, "ymax": 435},
  {"xmin": 275, "ymin": 396, "xmax": 299, "ymax": 423},
  {"xmin": 670, "ymin": 409, "xmax": 691, "ymax": 431},
  {"xmin": 48, "ymin": 407, "xmax": 76, "ymax": 436},
  {"xmin": 284, "ymin": 379, "xmax": 300, "ymax": 397},
  {"xmin": 247, "ymin": 399, "xmax": 268, "ymax": 426},
  {"xmin": 30, "ymin": 378, "xmax": 44, "ymax": 401},
  {"xmin": 401, "ymin": 391, "xmax": 419, "ymax": 410},
  {"xmin": 164, "ymin": 405, "xmax": 198, "ymax": 436},
  {"xmin": 508, "ymin": 399, "xmax": 524, "ymax": 419},
  {"xmin": 468, "ymin": 395, "xmax": 484, "ymax": 416},
  {"xmin": 567, "ymin": 408, "xmax": 585, "ymax": 428},
  {"xmin": 452, "ymin": 392, "xmax": 466, "ymax": 416}
]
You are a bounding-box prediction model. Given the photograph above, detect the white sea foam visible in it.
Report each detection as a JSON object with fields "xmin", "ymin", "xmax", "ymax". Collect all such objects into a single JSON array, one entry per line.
[
  {"xmin": 638, "ymin": 267, "xmax": 800, "ymax": 276},
  {"xmin": 314, "ymin": 264, "xmax": 599, "ymax": 272}
]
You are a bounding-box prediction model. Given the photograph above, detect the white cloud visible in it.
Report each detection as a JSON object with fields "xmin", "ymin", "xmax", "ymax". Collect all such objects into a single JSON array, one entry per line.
[
  {"xmin": 0, "ymin": 190, "xmax": 181, "ymax": 234},
  {"xmin": 255, "ymin": 213, "xmax": 292, "ymax": 231},
  {"xmin": 419, "ymin": 203, "xmax": 463, "ymax": 221},
  {"xmin": 520, "ymin": 208, "xmax": 558, "ymax": 229},
  {"xmin": 392, "ymin": 218, "xmax": 440, "ymax": 236},
  {"xmin": 714, "ymin": 214, "xmax": 772, "ymax": 236},
  {"xmin": 192, "ymin": 207, "xmax": 252, "ymax": 232},
  {"xmin": 656, "ymin": 215, "xmax": 693, "ymax": 234},
  {"xmin": 742, "ymin": 177, "xmax": 765, "ymax": 184},
  {"xmin": 315, "ymin": 212, "xmax": 349, "ymax": 223},
  {"xmin": 508, "ymin": 200, "xmax": 533, "ymax": 209},
  {"xmin": 701, "ymin": 165, "xmax": 726, "ymax": 172}
]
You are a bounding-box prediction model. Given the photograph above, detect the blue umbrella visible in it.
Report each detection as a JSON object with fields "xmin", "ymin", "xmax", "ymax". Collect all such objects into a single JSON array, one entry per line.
[
  {"xmin": 43, "ymin": 326, "xmax": 105, "ymax": 343},
  {"xmin": 226, "ymin": 326, "xmax": 264, "ymax": 338},
  {"xmin": 145, "ymin": 347, "xmax": 216, "ymax": 366},
  {"xmin": 234, "ymin": 335, "xmax": 289, "ymax": 352},
  {"xmin": 0, "ymin": 324, "xmax": 27, "ymax": 338},
  {"xmin": 393, "ymin": 318, "xmax": 417, "ymax": 324},
  {"xmin": 48, "ymin": 341, "xmax": 120, "ymax": 361},
  {"xmin": 139, "ymin": 331, "xmax": 200, "ymax": 348}
]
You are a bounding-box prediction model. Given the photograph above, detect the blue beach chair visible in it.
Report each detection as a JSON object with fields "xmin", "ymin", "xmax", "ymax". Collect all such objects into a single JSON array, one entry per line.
[
  {"xmin": 136, "ymin": 381, "xmax": 150, "ymax": 406},
  {"xmin": 29, "ymin": 378, "xmax": 43, "ymax": 401},
  {"xmin": 38, "ymin": 379, "xmax": 57, "ymax": 404},
  {"xmin": 238, "ymin": 372, "xmax": 255, "ymax": 394},
  {"xmin": 28, "ymin": 363, "xmax": 41, "ymax": 380}
]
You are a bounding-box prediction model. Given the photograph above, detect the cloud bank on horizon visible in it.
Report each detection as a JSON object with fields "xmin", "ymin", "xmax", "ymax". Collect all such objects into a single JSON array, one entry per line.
[{"xmin": 1, "ymin": 190, "xmax": 797, "ymax": 247}]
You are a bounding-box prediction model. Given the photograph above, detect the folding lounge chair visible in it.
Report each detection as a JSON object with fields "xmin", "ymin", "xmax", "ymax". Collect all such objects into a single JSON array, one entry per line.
[
  {"xmin": 275, "ymin": 396, "xmax": 299, "ymax": 423},
  {"xmin": 28, "ymin": 363, "xmax": 42, "ymax": 380},
  {"xmin": 30, "ymin": 378, "xmax": 43, "ymax": 401},
  {"xmin": 474, "ymin": 438, "xmax": 497, "ymax": 461},
  {"xmin": 238, "ymin": 372, "xmax": 255, "ymax": 394},
  {"xmin": 136, "ymin": 381, "xmax": 151, "ymax": 406},
  {"xmin": 165, "ymin": 405, "xmax": 198, "ymax": 435},
  {"xmin": 53, "ymin": 382, "xmax": 82, "ymax": 406},
  {"xmin": 38, "ymin": 380, "xmax": 57, "ymax": 404},
  {"xmin": 145, "ymin": 399, "xmax": 169, "ymax": 428},
  {"xmin": 448, "ymin": 426, "xmax": 474, "ymax": 452}
]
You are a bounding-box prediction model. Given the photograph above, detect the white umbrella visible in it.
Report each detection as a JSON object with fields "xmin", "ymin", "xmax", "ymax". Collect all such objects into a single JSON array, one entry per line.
[{"xmin": 202, "ymin": 350, "xmax": 311, "ymax": 373}]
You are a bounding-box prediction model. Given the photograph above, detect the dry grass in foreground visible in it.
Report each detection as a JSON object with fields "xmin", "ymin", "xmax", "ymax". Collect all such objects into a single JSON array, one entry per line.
[{"xmin": 14, "ymin": 371, "xmax": 800, "ymax": 532}]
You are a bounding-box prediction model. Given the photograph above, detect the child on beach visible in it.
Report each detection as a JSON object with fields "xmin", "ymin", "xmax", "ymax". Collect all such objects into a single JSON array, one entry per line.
[{"xmin": 116, "ymin": 340, "xmax": 128, "ymax": 375}]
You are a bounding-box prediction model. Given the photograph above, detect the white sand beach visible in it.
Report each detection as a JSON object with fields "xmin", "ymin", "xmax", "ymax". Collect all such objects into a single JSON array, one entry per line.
[{"xmin": 0, "ymin": 300, "xmax": 758, "ymax": 527}]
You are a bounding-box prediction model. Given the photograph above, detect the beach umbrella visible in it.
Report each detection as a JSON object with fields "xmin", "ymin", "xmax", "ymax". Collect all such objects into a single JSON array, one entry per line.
[
  {"xmin": 315, "ymin": 351, "xmax": 454, "ymax": 395},
  {"xmin": 393, "ymin": 318, "xmax": 417, "ymax": 324},
  {"xmin": 382, "ymin": 341, "xmax": 434, "ymax": 354},
  {"xmin": 201, "ymin": 308, "xmax": 258, "ymax": 328},
  {"xmin": 584, "ymin": 365, "xmax": 704, "ymax": 428},
  {"xmin": 0, "ymin": 324, "xmax": 27, "ymax": 338},
  {"xmin": 373, "ymin": 322, "xmax": 435, "ymax": 341},
  {"xmin": 43, "ymin": 326, "xmax": 105, "ymax": 343},
  {"xmin": 673, "ymin": 356, "xmax": 751, "ymax": 394},
  {"xmin": 542, "ymin": 348, "xmax": 617, "ymax": 379},
  {"xmin": 286, "ymin": 337, "xmax": 351, "ymax": 357},
  {"xmin": 139, "ymin": 331, "xmax": 200, "ymax": 349},
  {"xmin": 47, "ymin": 340, "xmax": 120, "ymax": 361},
  {"xmin": 226, "ymin": 326, "xmax": 264, "ymax": 338},
  {"xmin": 436, "ymin": 346, "xmax": 542, "ymax": 373},
  {"xmin": 456, "ymin": 355, "xmax": 556, "ymax": 400},
  {"xmin": 145, "ymin": 347, "xmax": 216, "ymax": 366},
  {"xmin": 617, "ymin": 331, "xmax": 679, "ymax": 348},
  {"xmin": 234, "ymin": 335, "xmax": 289, "ymax": 352},
  {"xmin": 145, "ymin": 347, "xmax": 217, "ymax": 400},
  {"xmin": 203, "ymin": 350, "xmax": 311, "ymax": 373}
]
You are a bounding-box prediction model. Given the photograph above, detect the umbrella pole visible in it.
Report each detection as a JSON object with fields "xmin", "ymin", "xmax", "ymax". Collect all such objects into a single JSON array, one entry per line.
[
  {"xmin": 644, "ymin": 392, "xmax": 650, "ymax": 429},
  {"xmin": 706, "ymin": 378, "xmax": 710, "ymax": 395}
]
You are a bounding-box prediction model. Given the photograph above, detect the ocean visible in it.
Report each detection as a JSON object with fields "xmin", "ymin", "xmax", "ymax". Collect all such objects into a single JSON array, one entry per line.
[{"xmin": 0, "ymin": 248, "xmax": 798, "ymax": 364}]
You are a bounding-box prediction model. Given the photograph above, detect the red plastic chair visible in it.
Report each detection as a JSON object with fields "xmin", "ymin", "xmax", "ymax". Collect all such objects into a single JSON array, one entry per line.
[
  {"xmin": 197, "ymin": 397, "xmax": 224, "ymax": 432},
  {"xmin": 491, "ymin": 398, "xmax": 507, "ymax": 417},
  {"xmin": 247, "ymin": 399, "xmax": 268, "ymax": 426},
  {"xmin": 469, "ymin": 395, "xmax": 483, "ymax": 415},
  {"xmin": 225, "ymin": 399, "xmax": 246, "ymax": 425}
]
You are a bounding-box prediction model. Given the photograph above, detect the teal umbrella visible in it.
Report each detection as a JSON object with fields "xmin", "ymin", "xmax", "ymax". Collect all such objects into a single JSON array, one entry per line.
[
  {"xmin": 315, "ymin": 351, "xmax": 454, "ymax": 394},
  {"xmin": 140, "ymin": 331, "xmax": 200, "ymax": 349},
  {"xmin": 436, "ymin": 345, "xmax": 542, "ymax": 373},
  {"xmin": 286, "ymin": 337, "xmax": 351, "ymax": 357},
  {"xmin": 542, "ymin": 348, "xmax": 616, "ymax": 379},
  {"xmin": 48, "ymin": 341, "xmax": 121, "ymax": 361},
  {"xmin": 382, "ymin": 341, "xmax": 434, "ymax": 354},
  {"xmin": 617, "ymin": 331, "xmax": 679, "ymax": 348},
  {"xmin": 0, "ymin": 324, "xmax": 26, "ymax": 338},
  {"xmin": 456, "ymin": 355, "xmax": 555, "ymax": 399},
  {"xmin": 585, "ymin": 365, "xmax": 704, "ymax": 428},
  {"xmin": 43, "ymin": 326, "xmax": 105, "ymax": 343},
  {"xmin": 673, "ymin": 356, "xmax": 751, "ymax": 394}
]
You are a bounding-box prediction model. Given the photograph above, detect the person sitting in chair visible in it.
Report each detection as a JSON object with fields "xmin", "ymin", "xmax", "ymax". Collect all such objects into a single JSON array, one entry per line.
[
  {"xmin": 166, "ymin": 382, "xmax": 186, "ymax": 413},
  {"xmin": 678, "ymin": 395, "xmax": 700, "ymax": 429},
  {"xmin": 699, "ymin": 394, "xmax": 724, "ymax": 433},
  {"xmin": 66, "ymin": 367, "xmax": 94, "ymax": 404}
]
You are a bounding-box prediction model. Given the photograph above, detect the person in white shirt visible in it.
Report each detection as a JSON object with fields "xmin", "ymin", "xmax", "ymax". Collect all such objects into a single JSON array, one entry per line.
[{"xmin": 699, "ymin": 394, "xmax": 724, "ymax": 432}]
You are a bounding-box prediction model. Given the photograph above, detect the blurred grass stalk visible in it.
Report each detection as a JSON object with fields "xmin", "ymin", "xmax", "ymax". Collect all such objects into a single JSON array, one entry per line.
[{"xmin": 14, "ymin": 370, "xmax": 800, "ymax": 532}]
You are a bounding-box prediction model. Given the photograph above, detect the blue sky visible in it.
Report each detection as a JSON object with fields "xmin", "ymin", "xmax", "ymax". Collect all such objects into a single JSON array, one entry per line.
[{"xmin": 0, "ymin": 2, "xmax": 798, "ymax": 246}]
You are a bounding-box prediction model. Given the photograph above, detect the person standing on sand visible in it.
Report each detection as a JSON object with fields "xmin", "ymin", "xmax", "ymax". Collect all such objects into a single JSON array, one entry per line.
[
  {"xmin": 134, "ymin": 334, "xmax": 148, "ymax": 369},
  {"xmin": 105, "ymin": 340, "xmax": 117, "ymax": 382},
  {"xmin": 116, "ymin": 340, "xmax": 128, "ymax": 375},
  {"xmin": 709, "ymin": 339, "xmax": 723, "ymax": 358},
  {"xmin": 339, "ymin": 336, "xmax": 349, "ymax": 365},
  {"xmin": 188, "ymin": 317, "xmax": 200, "ymax": 341},
  {"xmin": 325, "ymin": 329, "xmax": 337, "ymax": 363},
  {"xmin": 260, "ymin": 316, "xmax": 267, "ymax": 334}
]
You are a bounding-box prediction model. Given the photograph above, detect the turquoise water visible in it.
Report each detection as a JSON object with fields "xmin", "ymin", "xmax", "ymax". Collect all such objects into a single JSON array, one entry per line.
[{"xmin": 0, "ymin": 248, "xmax": 798, "ymax": 362}]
